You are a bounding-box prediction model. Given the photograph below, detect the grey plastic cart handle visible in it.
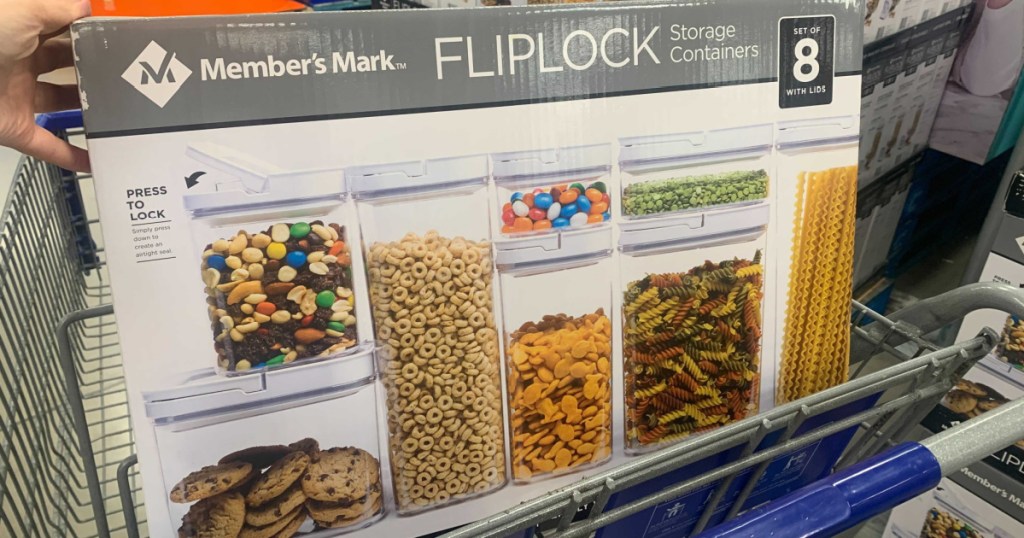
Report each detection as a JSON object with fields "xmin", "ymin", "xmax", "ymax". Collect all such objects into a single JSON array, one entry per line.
[{"xmin": 853, "ymin": 282, "xmax": 1024, "ymax": 358}]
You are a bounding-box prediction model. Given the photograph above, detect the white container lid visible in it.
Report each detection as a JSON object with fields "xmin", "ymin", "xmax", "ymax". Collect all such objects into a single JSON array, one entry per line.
[
  {"xmin": 494, "ymin": 225, "xmax": 611, "ymax": 269},
  {"xmin": 143, "ymin": 349, "xmax": 374, "ymax": 427},
  {"xmin": 776, "ymin": 116, "xmax": 860, "ymax": 149},
  {"xmin": 618, "ymin": 203, "xmax": 769, "ymax": 251},
  {"xmin": 491, "ymin": 144, "xmax": 611, "ymax": 182},
  {"xmin": 347, "ymin": 155, "xmax": 488, "ymax": 199},
  {"xmin": 618, "ymin": 124, "xmax": 773, "ymax": 167},
  {"xmin": 183, "ymin": 143, "xmax": 345, "ymax": 212}
]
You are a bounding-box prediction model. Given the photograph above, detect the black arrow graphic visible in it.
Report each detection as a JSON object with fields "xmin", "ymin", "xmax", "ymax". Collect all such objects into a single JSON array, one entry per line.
[{"xmin": 185, "ymin": 171, "xmax": 206, "ymax": 189}]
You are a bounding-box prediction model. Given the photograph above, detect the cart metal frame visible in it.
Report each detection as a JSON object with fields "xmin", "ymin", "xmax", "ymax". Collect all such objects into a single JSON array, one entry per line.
[{"xmin": 4, "ymin": 112, "xmax": 1024, "ymax": 538}]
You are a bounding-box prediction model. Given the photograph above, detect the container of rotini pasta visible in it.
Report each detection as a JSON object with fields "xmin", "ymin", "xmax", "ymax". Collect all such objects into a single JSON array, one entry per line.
[
  {"xmin": 494, "ymin": 226, "xmax": 614, "ymax": 482},
  {"xmin": 617, "ymin": 210, "xmax": 768, "ymax": 453},
  {"xmin": 618, "ymin": 125, "xmax": 772, "ymax": 222},
  {"xmin": 774, "ymin": 117, "xmax": 859, "ymax": 405},
  {"xmin": 491, "ymin": 144, "xmax": 613, "ymax": 237},
  {"xmin": 347, "ymin": 156, "xmax": 508, "ymax": 514}
]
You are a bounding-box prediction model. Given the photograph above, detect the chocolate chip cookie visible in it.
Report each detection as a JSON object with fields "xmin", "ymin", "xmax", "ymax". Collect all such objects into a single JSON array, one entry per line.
[
  {"xmin": 305, "ymin": 485, "xmax": 381, "ymax": 522},
  {"xmin": 245, "ymin": 482, "xmax": 307, "ymax": 527},
  {"xmin": 246, "ymin": 452, "xmax": 310, "ymax": 507},
  {"xmin": 314, "ymin": 497, "xmax": 382, "ymax": 529},
  {"xmin": 288, "ymin": 438, "xmax": 319, "ymax": 457},
  {"xmin": 270, "ymin": 508, "xmax": 307, "ymax": 538},
  {"xmin": 943, "ymin": 390, "xmax": 978, "ymax": 414},
  {"xmin": 220, "ymin": 445, "xmax": 293, "ymax": 470},
  {"xmin": 171, "ymin": 462, "xmax": 254, "ymax": 504},
  {"xmin": 302, "ymin": 447, "xmax": 379, "ymax": 502},
  {"xmin": 178, "ymin": 492, "xmax": 245, "ymax": 538},
  {"xmin": 238, "ymin": 506, "xmax": 305, "ymax": 538}
]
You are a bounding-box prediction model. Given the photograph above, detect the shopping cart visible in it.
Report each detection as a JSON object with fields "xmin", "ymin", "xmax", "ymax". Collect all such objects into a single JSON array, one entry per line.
[{"xmin": 3, "ymin": 112, "xmax": 1024, "ymax": 538}]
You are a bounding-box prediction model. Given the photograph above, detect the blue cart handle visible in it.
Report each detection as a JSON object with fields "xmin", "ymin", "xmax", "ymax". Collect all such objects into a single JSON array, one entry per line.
[{"xmin": 696, "ymin": 398, "xmax": 1024, "ymax": 538}]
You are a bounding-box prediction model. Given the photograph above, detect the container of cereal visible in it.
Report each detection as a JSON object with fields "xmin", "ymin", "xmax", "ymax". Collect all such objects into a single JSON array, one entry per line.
[
  {"xmin": 618, "ymin": 125, "xmax": 771, "ymax": 222},
  {"xmin": 495, "ymin": 226, "xmax": 614, "ymax": 482},
  {"xmin": 491, "ymin": 144, "xmax": 612, "ymax": 236},
  {"xmin": 618, "ymin": 207, "xmax": 768, "ymax": 453},
  {"xmin": 347, "ymin": 156, "xmax": 507, "ymax": 513},
  {"xmin": 184, "ymin": 144, "xmax": 366, "ymax": 375},
  {"xmin": 143, "ymin": 349, "xmax": 385, "ymax": 536}
]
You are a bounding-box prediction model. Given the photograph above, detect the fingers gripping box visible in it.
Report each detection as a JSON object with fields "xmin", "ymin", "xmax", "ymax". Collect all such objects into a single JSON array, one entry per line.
[{"xmin": 71, "ymin": 3, "xmax": 862, "ymax": 536}]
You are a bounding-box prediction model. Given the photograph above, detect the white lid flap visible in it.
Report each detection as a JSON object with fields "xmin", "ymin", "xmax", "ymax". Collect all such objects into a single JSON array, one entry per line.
[
  {"xmin": 619, "ymin": 203, "xmax": 769, "ymax": 249},
  {"xmin": 347, "ymin": 155, "xmax": 488, "ymax": 198},
  {"xmin": 619, "ymin": 124, "xmax": 773, "ymax": 165},
  {"xmin": 494, "ymin": 226, "xmax": 611, "ymax": 268},
  {"xmin": 776, "ymin": 116, "xmax": 860, "ymax": 148},
  {"xmin": 143, "ymin": 349, "xmax": 374, "ymax": 422},
  {"xmin": 491, "ymin": 144, "xmax": 611, "ymax": 180}
]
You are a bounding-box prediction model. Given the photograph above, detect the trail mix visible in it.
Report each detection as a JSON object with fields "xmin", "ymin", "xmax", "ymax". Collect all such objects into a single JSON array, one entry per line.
[
  {"xmin": 507, "ymin": 309, "xmax": 612, "ymax": 481},
  {"xmin": 919, "ymin": 508, "xmax": 983, "ymax": 538},
  {"xmin": 622, "ymin": 170, "xmax": 768, "ymax": 217},
  {"xmin": 623, "ymin": 253, "xmax": 763, "ymax": 450},
  {"xmin": 995, "ymin": 315, "xmax": 1024, "ymax": 370},
  {"xmin": 201, "ymin": 221, "xmax": 358, "ymax": 372}
]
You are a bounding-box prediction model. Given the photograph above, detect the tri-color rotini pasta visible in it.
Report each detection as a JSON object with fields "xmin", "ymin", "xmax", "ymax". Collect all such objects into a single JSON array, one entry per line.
[
  {"xmin": 623, "ymin": 254, "xmax": 763, "ymax": 450},
  {"xmin": 779, "ymin": 165, "xmax": 858, "ymax": 403}
]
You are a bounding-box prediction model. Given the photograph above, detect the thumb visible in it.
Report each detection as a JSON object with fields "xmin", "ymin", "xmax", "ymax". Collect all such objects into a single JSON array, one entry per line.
[{"xmin": 34, "ymin": 0, "xmax": 92, "ymax": 36}]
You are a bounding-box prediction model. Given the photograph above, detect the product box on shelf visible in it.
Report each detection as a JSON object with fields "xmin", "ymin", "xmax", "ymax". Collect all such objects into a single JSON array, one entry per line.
[
  {"xmin": 71, "ymin": 2, "xmax": 862, "ymax": 536},
  {"xmin": 883, "ymin": 475, "xmax": 1024, "ymax": 538}
]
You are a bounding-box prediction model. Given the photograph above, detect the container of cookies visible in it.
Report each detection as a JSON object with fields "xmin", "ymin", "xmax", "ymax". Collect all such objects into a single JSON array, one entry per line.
[
  {"xmin": 495, "ymin": 226, "xmax": 614, "ymax": 482},
  {"xmin": 618, "ymin": 211, "xmax": 768, "ymax": 453},
  {"xmin": 491, "ymin": 144, "xmax": 612, "ymax": 236},
  {"xmin": 618, "ymin": 125, "xmax": 772, "ymax": 221},
  {"xmin": 183, "ymin": 144, "xmax": 368, "ymax": 375},
  {"xmin": 142, "ymin": 349, "xmax": 386, "ymax": 536},
  {"xmin": 347, "ymin": 156, "xmax": 508, "ymax": 514}
]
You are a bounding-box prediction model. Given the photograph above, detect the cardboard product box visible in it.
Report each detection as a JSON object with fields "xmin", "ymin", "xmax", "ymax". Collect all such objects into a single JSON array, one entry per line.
[
  {"xmin": 883, "ymin": 475, "xmax": 1024, "ymax": 538},
  {"xmin": 71, "ymin": 3, "xmax": 862, "ymax": 536},
  {"xmin": 853, "ymin": 180, "xmax": 884, "ymax": 288}
]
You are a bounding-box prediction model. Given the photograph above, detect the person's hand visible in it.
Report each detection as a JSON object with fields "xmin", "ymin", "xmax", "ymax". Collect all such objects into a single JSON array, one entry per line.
[{"xmin": 0, "ymin": 0, "xmax": 91, "ymax": 172}]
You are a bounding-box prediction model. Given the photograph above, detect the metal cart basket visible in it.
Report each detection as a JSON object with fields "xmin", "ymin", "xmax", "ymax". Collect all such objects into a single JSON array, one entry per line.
[{"xmin": 3, "ymin": 113, "xmax": 1024, "ymax": 538}]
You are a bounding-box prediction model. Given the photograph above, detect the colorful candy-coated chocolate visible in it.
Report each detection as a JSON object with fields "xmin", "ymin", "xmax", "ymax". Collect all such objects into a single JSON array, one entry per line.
[
  {"xmin": 502, "ymin": 225, "xmax": 515, "ymax": 234},
  {"xmin": 587, "ymin": 214, "xmax": 603, "ymax": 224},
  {"xmin": 327, "ymin": 321, "xmax": 346, "ymax": 332},
  {"xmin": 550, "ymin": 187, "xmax": 562, "ymax": 199},
  {"xmin": 590, "ymin": 201, "xmax": 609, "ymax": 215},
  {"xmin": 512, "ymin": 200, "xmax": 530, "ymax": 217},
  {"xmin": 585, "ymin": 188, "xmax": 603, "ymax": 203},
  {"xmin": 533, "ymin": 219, "xmax": 552, "ymax": 230},
  {"xmin": 558, "ymin": 190, "xmax": 578, "ymax": 204},
  {"xmin": 552, "ymin": 217, "xmax": 570, "ymax": 228},
  {"xmin": 207, "ymin": 255, "xmax": 226, "ymax": 270},
  {"xmin": 560, "ymin": 203, "xmax": 578, "ymax": 219},
  {"xmin": 569, "ymin": 182, "xmax": 585, "ymax": 193},
  {"xmin": 502, "ymin": 208, "xmax": 516, "ymax": 226},
  {"xmin": 547, "ymin": 202, "xmax": 562, "ymax": 221},
  {"xmin": 534, "ymin": 192, "xmax": 553, "ymax": 209},
  {"xmin": 289, "ymin": 222, "xmax": 311, "ymax": 239},
  {"xmin": 502, "ymin": 202, "xmax": 512, "ymax": 212},
  {"xmin": 267, "ymin": 242, "xmax": 287, "ymax": 260},
  {"xmin": 576, "ymin": 196, "xmax": 592, "ymax": 213},
  {"xmin": 528, "ymin": 207, "xmax": 547, "ymax": 221},
  {"xmin": 602, "ymin": 211, "xmax": 611, "ymax": 221},
  {"xmin": 592, "ymin": 181, "xmax": 607, "ymax": 193},
  {"xmin": 256, "ymin": 302, "xmax": 277, "ymax": 315},
  {"xmin": 601, "ymin": 192, "xmax": 610, "ymax": 204},
  {"xmin": 301, "ymin": 315, "xmax": 314, "ymax": 327},
  {"xmin": 315, "ymin": 290, "xmax": 337, "ymax": 308},
  {"xmin": 513, "ymin": 217, "xmax": 533, "ymax": 232},
  {"xmin": 327, "ymin": 241, "xmax": 345, "ymax": 256},
  {"xmin": 266, "ymin": 354, "xmax": 285, "ymax": 366},
  {"xmin": 533, "ymin": 188, "xmax": 544, "ymax": 194},
  {"xmin": 511, "ymin": 192, "xmax": 524, "ymax": 202},
  {"xmin": 569, "ymin": 212, "xmax": 589, "ymax": 227},
  {"xmin": 523, "ymin": 193, "xmax": 535, "ymax": 207},
  {"xmin": 285, "ymin": 250, "xmax": 307, "ymax": 268}
]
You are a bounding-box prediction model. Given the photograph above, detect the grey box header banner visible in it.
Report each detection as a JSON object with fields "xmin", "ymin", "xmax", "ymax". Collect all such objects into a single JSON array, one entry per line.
[{"xmin": 73, "ymin": 0, "xmax": 862, "ymax": 137}]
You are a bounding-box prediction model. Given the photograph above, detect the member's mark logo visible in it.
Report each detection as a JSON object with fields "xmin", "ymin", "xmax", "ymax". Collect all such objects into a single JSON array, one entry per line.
[{"xmin": 121, "ymin": 41, "xmax": 192, "ymax": 107}]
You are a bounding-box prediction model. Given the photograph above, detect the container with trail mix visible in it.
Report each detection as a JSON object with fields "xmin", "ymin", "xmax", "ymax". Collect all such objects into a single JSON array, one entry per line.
[
  {"xmin": 495, "ymin": 226, "xmax": 614, "ymax": 482},
  {"xmin": 491, "ymin": 144, "xmax": 612, "ymax": 236},
  {"xmin": 142, "ymin": 349, "xmax": 387, "ymax": 535},
  {"xmin": 618, "ymin": 125, "xmax": 772, "ymax": 221},
  {"xmin": 347, "ymin": 156, "xmax": 507, "ymax": 513},
  {"xmin": 184, "ymin": 144, "xmax": 367, "ymax": 375},
  {"xmin": 617, "ymin": 211, "xmax": 767, "ymax": 453},
  {"xmin": 917, "ymin": 491, "xmax": 990, "ymax": 538}
]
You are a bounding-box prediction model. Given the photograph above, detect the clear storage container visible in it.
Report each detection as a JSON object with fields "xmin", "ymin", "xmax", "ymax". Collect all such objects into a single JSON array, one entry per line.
[
  {"xmin": 143, "ymin": 349, "xmax": 384, "ymax": 536},
  {"xmin": 618, "ymin": 125, "xmax": 772, "ymax": 221},
  {"xmin": 918, "ymin": 489, "xmax": 992, "ymax": 538},
  {"xmin": 495, "ymin": 227, "xmax": 614, "ymax": 482},
  {"xmin": 347, "ymin": 156, "xmax": 507, "ymax": 513},
  {"xmin": 184, "ymin": 144, "xmax": 366, "ymax": 375},
  {"xmin": 491, "ymin": 144, "xmax": 612, "ymax": 236},
  {"xmin": 618, "ymin": 209, "xmax": 768, "ymax": 453}
]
